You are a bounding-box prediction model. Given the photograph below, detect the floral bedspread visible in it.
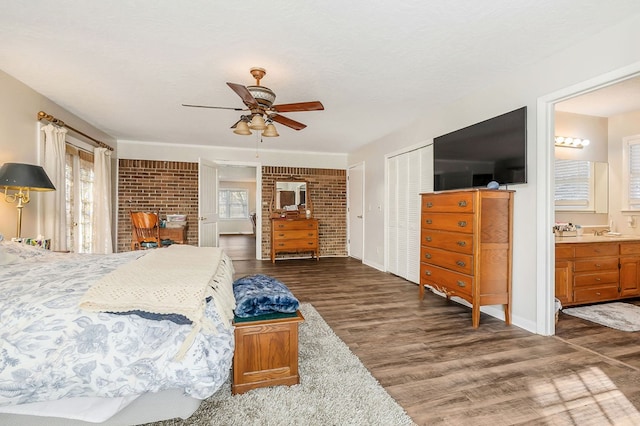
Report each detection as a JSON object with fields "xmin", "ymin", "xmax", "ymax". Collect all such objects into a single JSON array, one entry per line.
[{"xmin": 0, "ymin": 242, "xmax": 234, "ymax": 408}]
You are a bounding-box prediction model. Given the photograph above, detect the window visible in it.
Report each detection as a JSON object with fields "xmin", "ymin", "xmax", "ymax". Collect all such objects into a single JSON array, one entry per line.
[
  {"xmin": 219, "ymin": 189, "xmax": 249, "ymax": 219},
  {"xmin": 65, "ymin": 146, "xmax": 94, "ymax": 252},
  {"xmin": 626, "ymin": 137, "xmax": 640, "ymax": 210},
  {"xmin": 554, "ymin": 159, "xmax": 593, "ymax": 211}
]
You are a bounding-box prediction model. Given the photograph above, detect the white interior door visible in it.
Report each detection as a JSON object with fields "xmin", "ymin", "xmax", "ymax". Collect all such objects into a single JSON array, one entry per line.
[
  {"xmin": 348, "ymin": 163, "xmax": 364, "ymax": 260},
  {"xmin": 198, "ymin": 158, "xmax": 219, "ymax": 247}
]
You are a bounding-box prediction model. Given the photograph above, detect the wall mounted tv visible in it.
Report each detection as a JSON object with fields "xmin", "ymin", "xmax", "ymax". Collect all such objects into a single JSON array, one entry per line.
[{"xmin": 433, "ymin": 106, "xmax": 527, "ymax": 191}]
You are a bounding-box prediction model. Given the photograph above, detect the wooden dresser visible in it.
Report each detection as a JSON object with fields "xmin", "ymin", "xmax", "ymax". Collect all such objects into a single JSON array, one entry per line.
[
  {"xmin": 271, "ymin": 218, "xmax": 319, "ymax": 263},
  {"xmin": 419, "ymin": 189, "xmax": 514, "ymax": 328},
  {"xmin": 555, "ymin": 240, "xmax": 640, "ymax": 306},
  {"xmin": 159, "ymin": 225, "xmax": 187, "ymax": 244}
]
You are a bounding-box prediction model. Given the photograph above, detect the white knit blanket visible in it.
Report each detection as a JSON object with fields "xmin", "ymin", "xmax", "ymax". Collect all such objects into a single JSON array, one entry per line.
[{"xmin": 79, "ymin": 245, "xmax": 235, "ymax": 359}]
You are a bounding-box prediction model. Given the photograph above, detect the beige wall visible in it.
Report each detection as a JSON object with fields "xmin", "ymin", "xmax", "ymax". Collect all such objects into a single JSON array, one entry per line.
[
  {"xmin": 219, "ymin": 181, "xmax": 257, "ymax": 234},
  {"xmin": 0, "ymin": 70, "xmax": 116, "ymax": 240}
]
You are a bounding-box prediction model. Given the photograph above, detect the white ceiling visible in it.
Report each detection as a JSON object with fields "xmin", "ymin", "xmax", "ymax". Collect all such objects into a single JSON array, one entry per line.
[
  {"xmin": 1, "ymin": 1, "xmax": 640, "ymax": 154},
  {"xmin": 555, "ymin": 76, "xmax": 640, "ymax": 117}
]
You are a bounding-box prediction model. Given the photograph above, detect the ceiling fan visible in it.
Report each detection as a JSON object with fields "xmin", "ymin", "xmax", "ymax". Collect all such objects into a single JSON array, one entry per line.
[{"xmin": 182, "ymin": 67, "xmax": 324, "ymax": 137}]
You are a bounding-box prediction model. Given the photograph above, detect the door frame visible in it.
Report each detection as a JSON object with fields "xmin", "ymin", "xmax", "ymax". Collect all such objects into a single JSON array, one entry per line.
[
  {"xmin": 347, "ymin": 161, "xmax": 365, "ymax": 260},
  {"xmin": 215, "ymin": 160, "xmax": 262, "ymax": 260},
  {"xmin": 537, "ymin": 63, "xmax": 640, "ymax": 335}
]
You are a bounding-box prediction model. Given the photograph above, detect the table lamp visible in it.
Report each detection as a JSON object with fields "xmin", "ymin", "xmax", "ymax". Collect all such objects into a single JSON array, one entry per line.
[{"xmin": 0, "ymin": 162, "xmax": 56, "ymax": 238}]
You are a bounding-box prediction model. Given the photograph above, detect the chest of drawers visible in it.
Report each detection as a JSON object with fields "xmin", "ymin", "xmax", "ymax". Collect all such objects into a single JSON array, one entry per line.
[
  {"xmin": 271, "ymin": 219, "xmax": 319, "ymax": 263},
  {"xmin": 420, "ymin": 189, "xmax": 514, "ymax": 328}
]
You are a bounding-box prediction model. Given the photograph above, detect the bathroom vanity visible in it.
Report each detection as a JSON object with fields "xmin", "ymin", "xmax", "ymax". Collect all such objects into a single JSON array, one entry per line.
[{"xmin": 555, "ymin": 235, "xmax": 640, "ymax": 306}]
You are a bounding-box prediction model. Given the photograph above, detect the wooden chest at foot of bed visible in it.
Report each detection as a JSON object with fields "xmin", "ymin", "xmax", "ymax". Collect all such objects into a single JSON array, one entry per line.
[{"xmin": 232, "ymin": 310, "xmax": 304, "ymax": 395}]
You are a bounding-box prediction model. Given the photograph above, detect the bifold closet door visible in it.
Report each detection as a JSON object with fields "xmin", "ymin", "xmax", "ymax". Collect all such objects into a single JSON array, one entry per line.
[{"xmin": 387, "ymin": 146, "xmax": 433, "ymax": 283}]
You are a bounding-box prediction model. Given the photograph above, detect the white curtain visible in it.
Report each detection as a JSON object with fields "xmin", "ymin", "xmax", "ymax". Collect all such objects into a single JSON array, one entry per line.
[
  {"xmin": 92, "ymin": 147, "xmax": 113, "ymax": 253},
  {"xmin": 41, "ymin": 124, "xmax": 68, "ymax": 251}
]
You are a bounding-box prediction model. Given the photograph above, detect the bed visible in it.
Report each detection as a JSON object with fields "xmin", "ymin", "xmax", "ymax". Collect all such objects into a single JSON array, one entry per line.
[{"xmin": 0, "ymin": 240, "xmax": 236, "ymax": 425}]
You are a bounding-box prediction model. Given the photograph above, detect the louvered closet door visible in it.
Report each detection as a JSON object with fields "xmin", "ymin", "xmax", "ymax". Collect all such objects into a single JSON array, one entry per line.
[{"xmin": 387, "ymin": 145, "xmax": 433, "ymax": 283}]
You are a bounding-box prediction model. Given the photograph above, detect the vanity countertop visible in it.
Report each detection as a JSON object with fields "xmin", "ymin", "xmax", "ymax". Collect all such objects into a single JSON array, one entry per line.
[{"xmin": 555, "ymin": 234, "xmax": 640, "ymax": 244}]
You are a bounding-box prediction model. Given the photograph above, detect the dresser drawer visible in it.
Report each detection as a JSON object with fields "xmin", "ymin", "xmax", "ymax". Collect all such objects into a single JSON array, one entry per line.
[
  {"xmin": 421, "ymin": 229, "xmax": 473, "ymax": 254},
  {"xmin": 555, "ymin": 245, "xmax": 574, "ymax": 259},
  {"xmin": 573, "ymin": 271, "xmax": 619, "ymax": 287},
  {"xmin": 422, "ymin": 192, "xmax": 474, "ymax": 213},
  {"xmin": 272, "ymin": 239, "xmax": 318, "ymax": 250},
  {"xmin": 420, "ymin": 263, "xmax": 473, "ymax": 298},
  {"xmin": 620, "ymin": 242, "xmax": 640, "ymax": 255},
  {"xmin": 574, "ymin": 243, "xmax": 618, "ymax": 258},
  {"xmin": 573, "ymin": 285, "xmax": 619, "ymax": 304},
  {"xmin": 273, "ymin": 230, "xmax": 318, "ymax": 241},
  {"xmin": 421, "ymin": 213, "xmax": 474, "ymax": 234},
  {"xmin": 272, "ymin": 220, "xmax": 317, "ymax": 230},
  {"xmin": 420, "ymin": 246, "xmax": 473, "ymax": 274},
  {"xmin": 573, "ymin": 258, "xmax": 618, "ymax": 273}
]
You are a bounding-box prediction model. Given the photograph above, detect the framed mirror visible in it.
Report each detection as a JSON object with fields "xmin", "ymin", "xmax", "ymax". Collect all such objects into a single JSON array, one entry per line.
[{"xmin": 272, "ymin": 181, "xmax": 311, "ymax": 218}]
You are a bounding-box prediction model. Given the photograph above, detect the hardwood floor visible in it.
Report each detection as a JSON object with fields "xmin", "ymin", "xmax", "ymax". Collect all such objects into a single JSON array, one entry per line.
[
  {"xmin": 232, "ymin": 257, "xmax": 640, "ymax": 425},
  {"xmin": 219, "ymin": 234, "xmax": 256, "ymax": 260}
]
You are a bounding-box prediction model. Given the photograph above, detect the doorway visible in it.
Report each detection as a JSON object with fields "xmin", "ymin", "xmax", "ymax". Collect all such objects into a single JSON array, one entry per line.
[
  {"xmin": 348, "ymin": 162, "xmax": 364, "ymax": 260},
  {"xmin": 217, "ymin": 162, "xmax": 262, "ymax": 260},
  {"xmin": 539, "ymin": 66, "xmax": 640, "ymax": 335}
]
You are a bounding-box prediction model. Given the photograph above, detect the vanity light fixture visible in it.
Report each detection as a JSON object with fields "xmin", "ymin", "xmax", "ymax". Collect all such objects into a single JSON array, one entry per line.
[{"xmin": 555, "ymin": 136, "xmax": 590, "ymax": 149}]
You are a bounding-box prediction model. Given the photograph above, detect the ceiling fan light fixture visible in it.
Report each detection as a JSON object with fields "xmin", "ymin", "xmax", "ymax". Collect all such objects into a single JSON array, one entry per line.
[
  {"xmin": 262, "ymin": 123, "xmax": 279, "ymax": 137},
  {"xmin": 249, "ymin": 114, "xmax": 267, "ymax": 130},
  {"xmin": 233, "ymin": 120, "xmax": 252, "ymax": 135}
]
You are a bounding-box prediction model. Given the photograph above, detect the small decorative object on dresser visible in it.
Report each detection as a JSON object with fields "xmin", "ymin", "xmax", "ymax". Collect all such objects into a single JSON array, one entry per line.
[
  {"xmin": 271, "ymin": 218, "xmax": 319, "ymax": 262},
  {"xmin": 419, "ymin": 188, "xmax": 514, "ymax": 328}
]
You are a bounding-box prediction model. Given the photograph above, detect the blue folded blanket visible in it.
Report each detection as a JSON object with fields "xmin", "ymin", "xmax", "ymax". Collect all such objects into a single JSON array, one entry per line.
[{"xmin": 233, "ymin": 274, "xmax": 300, "ymax": 318}]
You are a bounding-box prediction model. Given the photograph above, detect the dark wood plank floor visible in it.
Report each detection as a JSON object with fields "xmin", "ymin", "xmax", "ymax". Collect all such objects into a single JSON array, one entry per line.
[
  {"xmin": 232, "ymin": 255, "xmax": 640, "ymax": 426},
  {"xmin": 219, "ymin": 234, "xmax": 256, "ymax": 260}
]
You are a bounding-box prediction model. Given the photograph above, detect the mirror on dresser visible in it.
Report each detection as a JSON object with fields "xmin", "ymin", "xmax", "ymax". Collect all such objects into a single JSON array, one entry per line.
[{"xmin": 271, "ymin": 181, "xmax": 311, "ymax": 219}]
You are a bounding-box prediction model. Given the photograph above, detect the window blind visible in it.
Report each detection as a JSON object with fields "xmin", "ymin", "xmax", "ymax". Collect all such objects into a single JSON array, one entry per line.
[
  {"xmin": 628, "ymin": 141, "xmax": 640, "ymax": 209},
  {"xmin": 555, "ymin": 159, "xmax": 590, "ymax": 208}
]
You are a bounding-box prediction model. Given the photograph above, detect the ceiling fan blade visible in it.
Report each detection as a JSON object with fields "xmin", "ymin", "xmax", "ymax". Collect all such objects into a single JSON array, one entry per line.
[
  {"xmin": 271, "ymin": 101, "xmax": 324, "ymax": 113},
  {"xmin": 271, "ymin": 114, "xmax": 307, "ymax": 130},
  {"xmin": 182, "ymin": 103, "xmax": 245, "ymax": 111},
  {"xmin": 227, "ymin": 82, "xmax": 258, "ymax": 108}
]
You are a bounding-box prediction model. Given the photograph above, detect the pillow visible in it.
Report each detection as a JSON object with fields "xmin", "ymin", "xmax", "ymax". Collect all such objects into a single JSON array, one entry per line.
[{"xmin": 233, "ymin": 274, "xmax": 300, "ymax": 318}]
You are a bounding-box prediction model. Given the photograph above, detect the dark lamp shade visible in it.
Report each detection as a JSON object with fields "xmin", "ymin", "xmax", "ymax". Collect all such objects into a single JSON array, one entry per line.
[{"xmin": 0, "ymin": 162, "xmax": 56, "ymax": 191}]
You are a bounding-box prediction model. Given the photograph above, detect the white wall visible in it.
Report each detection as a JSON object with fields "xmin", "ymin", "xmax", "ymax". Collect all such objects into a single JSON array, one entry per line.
[
  {"xmin": 348, "ymin": 14, "xmax": 640, "ymax": 333},
  {"xmin": 0, "ymin": 70, "xmax": 116, "ymax": 240},
  {"xmin": 219, "ymin": 181, "xmax": 256, "ymax": 234},
  {"xmin": 118, "ymin": 140, "xmax": 348, "ymax": 169}
]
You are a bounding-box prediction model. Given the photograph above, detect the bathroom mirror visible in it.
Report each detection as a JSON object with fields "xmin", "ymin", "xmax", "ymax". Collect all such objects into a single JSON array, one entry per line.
[
  {"xmin": 271, "ymin": 181, "xmax": 311, "ymax": 218},
  {"xmin": 554, "ymin": 160, "xmax": 608, "ymax": 213}
]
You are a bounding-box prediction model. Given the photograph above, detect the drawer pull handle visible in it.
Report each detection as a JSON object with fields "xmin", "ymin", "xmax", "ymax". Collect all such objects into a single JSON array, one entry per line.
[
  {"xmin": 426, "ymin": 219, "xmax": 432, "ymax": 224},
  {"xmin": 425, "ymin": 270, "xmax": 432, "ymax": 276},
  {"xmin": 426, "ymin": 236, "xmax": 432, "ymax": 242},
  {"xmin": 595, "ymin": 278, "xmax": 601, "ymax": 281},
  {"xmin": 457, "ymin": 280, "xmax": 466, "ymax": 288},
  {"xmin": 458, "ymin": 200, "xmax": 467, "ymax": 207},
  {"xmin": 458, "ymin": 221, "xmax": 467, "ymax": 227},
  {"xmin": 279, "ymin": 233, "xmax": 285, "ymax": 237},
  {"xmin": 426, "ymin": 202, "xmax": 433, "ymax": 208},
  {"xmin": 308, "ymin": 242, "xmax": 314, "ymax": 246},
  {"xmin": 308, "ymin": 233, "xmax": 314, "ymax": 236},
  {"xmin": 457, "ymin": 241, "xmax": 466, "ymax": 247},
  {"xmin": 596, "ymin": 292, "xmax": 601, "ymax": 296},
  {"xmin": 425, "ymin": 253, "xmax": 432, "ymax": 259},
  {"xmin": 456, "ymin": 261, "xmax": 466, "ymax": 267},
  {"xmin": 595, "ymin": 264, "xmax": 601, "ymax": 267}
]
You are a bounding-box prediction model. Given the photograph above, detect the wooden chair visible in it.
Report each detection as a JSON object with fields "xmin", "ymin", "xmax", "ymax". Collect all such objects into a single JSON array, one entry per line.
[{"xmin": 130, "ymin": 212, "xmax": 162, "ymax": 250}]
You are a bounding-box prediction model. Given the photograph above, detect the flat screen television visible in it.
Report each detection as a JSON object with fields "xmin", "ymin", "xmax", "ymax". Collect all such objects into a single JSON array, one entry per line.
[{"xmin": 433, "ymin": 106, "xmax": 527, "ymax": 191}]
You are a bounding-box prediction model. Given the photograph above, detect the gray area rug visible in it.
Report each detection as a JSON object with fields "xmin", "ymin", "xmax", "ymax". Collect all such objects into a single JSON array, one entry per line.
[
  {"xmin": 150, "ymin": 303, "xmax": 415, "ymax": 426},
  {"xmin": 562, "ymin": 302, "xmax": 640, "ymax": 331}
]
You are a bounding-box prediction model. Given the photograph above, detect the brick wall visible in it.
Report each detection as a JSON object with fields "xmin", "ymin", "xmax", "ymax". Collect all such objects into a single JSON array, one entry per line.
[
  {"xmin": 117, "ymin": 161, "xmax": 348, "ymax": 258},
  {"xmin": 117, "ymin": 160, "xmax": 199, "ymax": 252},
  {"xmin": 262, "ymin": 166, "xmax": 347, "ymax": 259}
]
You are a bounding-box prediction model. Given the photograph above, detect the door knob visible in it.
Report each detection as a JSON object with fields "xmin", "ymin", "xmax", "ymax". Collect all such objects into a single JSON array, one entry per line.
[{"xmin": 357, "ymin": 215, "xmax": 363, "ymax": 218}]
